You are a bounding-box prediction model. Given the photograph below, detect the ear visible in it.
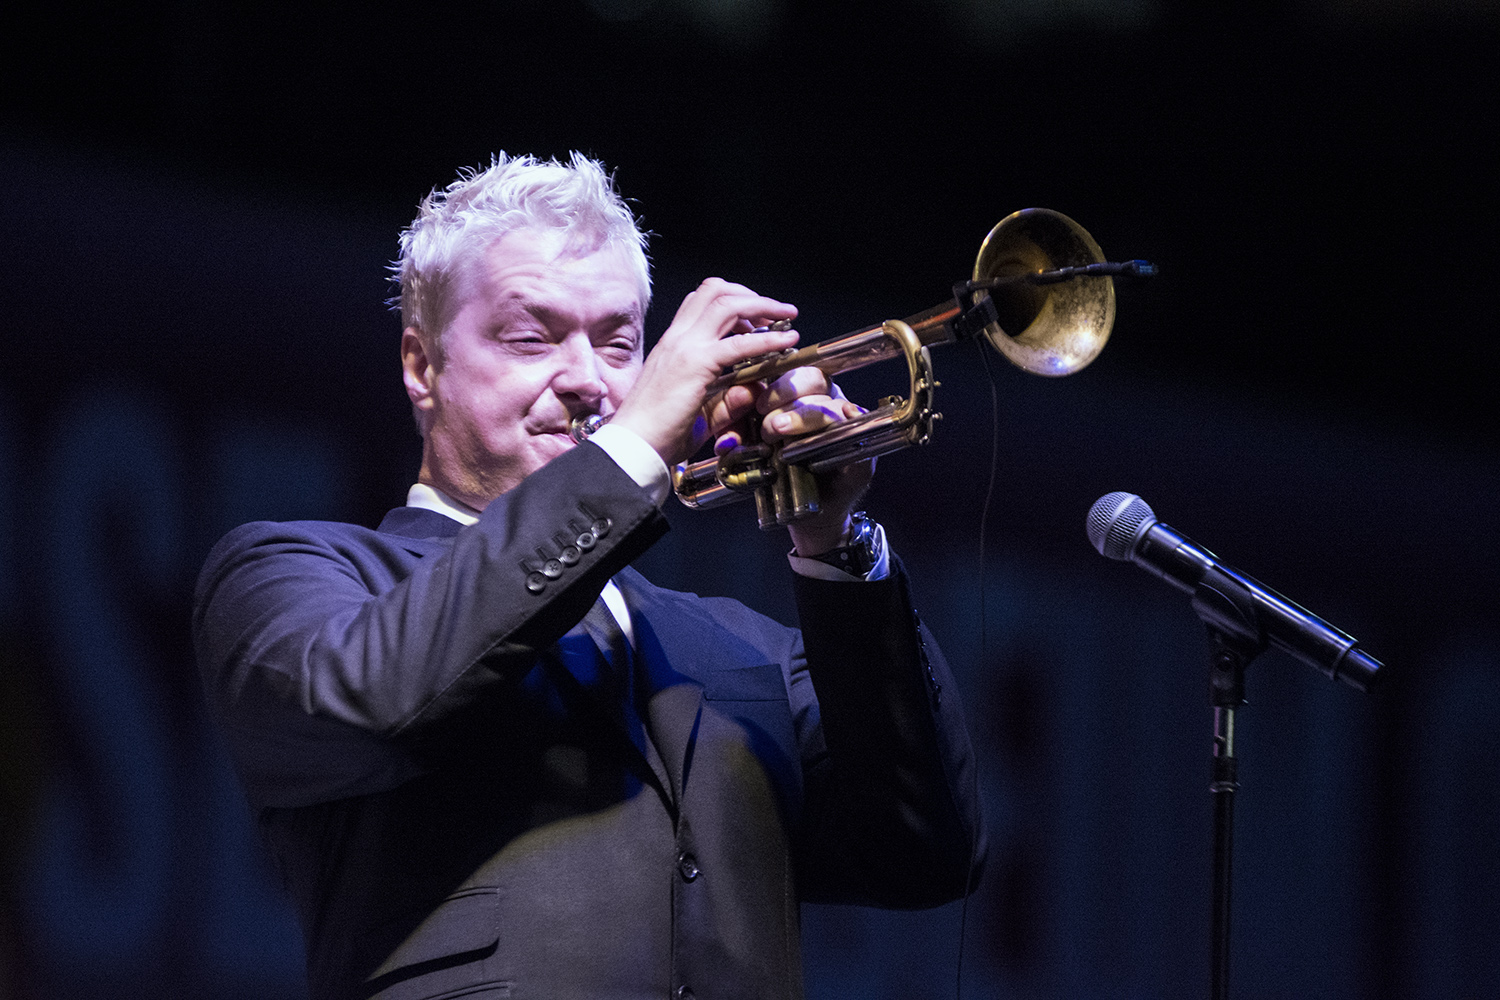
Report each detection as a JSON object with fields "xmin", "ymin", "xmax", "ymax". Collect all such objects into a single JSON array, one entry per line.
[{"xmin": 401, "ymin": 326, "xmax": 438, "ymax": 427}]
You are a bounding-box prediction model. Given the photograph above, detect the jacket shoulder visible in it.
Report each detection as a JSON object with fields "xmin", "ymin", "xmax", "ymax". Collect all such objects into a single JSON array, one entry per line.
[{"xmin": 193, "ymin": 516, "xmax": 430, "ymax": 624}]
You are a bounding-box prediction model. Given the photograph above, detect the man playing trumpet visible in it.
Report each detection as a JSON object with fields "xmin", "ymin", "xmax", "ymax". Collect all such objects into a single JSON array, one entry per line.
[{"xmin": 194, "ymin": 152, "xmax": 985, "ymax": 1000}]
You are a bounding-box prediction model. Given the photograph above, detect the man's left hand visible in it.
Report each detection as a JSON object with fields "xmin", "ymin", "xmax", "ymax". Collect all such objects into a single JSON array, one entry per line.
[{"xmin": 710, "ymin": 366, "xmax": 876, "ymax": 557}]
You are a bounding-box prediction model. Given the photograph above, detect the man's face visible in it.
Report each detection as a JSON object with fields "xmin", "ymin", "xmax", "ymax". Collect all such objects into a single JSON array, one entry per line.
[{"xmin": 407, "ymin": 227, "xmax": 645, "ymax": 508}]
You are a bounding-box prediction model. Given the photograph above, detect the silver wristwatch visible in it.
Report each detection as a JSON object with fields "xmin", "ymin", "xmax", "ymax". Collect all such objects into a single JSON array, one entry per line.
[{"xmin": 804, "ymin": 511, "xmax": 881, "ymax": 577}]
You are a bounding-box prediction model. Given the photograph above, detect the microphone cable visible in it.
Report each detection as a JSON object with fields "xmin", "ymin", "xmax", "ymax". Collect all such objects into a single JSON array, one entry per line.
[{"xmin": 954, "ymin": 336, "xmax": 1003, "ymax": 1000}]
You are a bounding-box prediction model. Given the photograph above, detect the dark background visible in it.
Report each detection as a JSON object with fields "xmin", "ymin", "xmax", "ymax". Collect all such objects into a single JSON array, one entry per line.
[{"xmin": 2, "ymin": 0, "xmax": 1497, "ymax": 997}]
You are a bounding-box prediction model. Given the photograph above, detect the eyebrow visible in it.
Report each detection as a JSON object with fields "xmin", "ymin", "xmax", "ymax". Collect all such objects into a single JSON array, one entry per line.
[{"xmin": 506, "ymin": 300, "xmax": 643, "ymax": 338}]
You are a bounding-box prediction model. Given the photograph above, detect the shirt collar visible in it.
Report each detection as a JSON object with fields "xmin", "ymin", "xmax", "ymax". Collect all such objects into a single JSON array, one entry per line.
[{"xmin": 406, "ymin": 482, "xmax": 481, "ymax": 526}]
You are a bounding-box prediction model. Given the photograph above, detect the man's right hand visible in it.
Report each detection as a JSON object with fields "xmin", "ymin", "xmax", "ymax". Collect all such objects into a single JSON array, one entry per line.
[{"xmin": 610, "ymin": 278, "xmax": 800, "ymax": 468}]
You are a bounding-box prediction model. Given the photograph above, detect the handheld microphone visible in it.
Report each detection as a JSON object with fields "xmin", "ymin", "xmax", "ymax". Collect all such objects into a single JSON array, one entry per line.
[{"xmin": 1087, "ymin": 492, "xmax": 1382, "ymax": 692}]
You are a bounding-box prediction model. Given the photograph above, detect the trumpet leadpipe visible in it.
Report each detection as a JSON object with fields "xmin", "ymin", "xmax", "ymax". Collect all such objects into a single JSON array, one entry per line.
[{"xmin": 709, "ymin": 301, "xmax": 961, "ymax": 393}]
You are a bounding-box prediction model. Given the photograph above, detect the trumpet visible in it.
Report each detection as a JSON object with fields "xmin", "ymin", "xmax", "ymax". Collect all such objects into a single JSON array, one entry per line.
[{"xmin": 573, "ymin": 208, "xmax": 1153, "ymax": 529}]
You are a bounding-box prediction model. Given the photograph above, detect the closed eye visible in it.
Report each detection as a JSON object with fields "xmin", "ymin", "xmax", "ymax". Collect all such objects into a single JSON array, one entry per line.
[
  {"xmin": 593, "ymin": 314, "xmax": 641, "ymax": 355},
  {"xmin": 497, "ymin": 332, "xmax": 552, "ymax": 356},
  {"xmin": 598, "ymin": 337, "xmax": 637, "ymax": 359}
]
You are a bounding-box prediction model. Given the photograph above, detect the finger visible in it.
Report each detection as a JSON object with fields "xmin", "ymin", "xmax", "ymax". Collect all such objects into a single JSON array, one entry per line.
[
  {"xmin": 677, "ymin": 279, "xmax": 797, "ymax": 337},
  {"xmin": 704, "ymin": 384, "xmax": 761, "ymax": 438},
  {"xmin": 714, "ymin": 426, "xmax": 755, "ymax": 456},
  {"xmin": 710, "ymin": 328, "xmax": 800, "ymax": 370},
  {"xmin": 719, "ymin": 393, "xmax": 865, "ymax": 453},
  {"xmin": 756, "ymin": 367, "xmax": 832, "ymax": 414},
  {"xmin": 762, "ymin": 395, "xmax": 848, "ymax": 443}
]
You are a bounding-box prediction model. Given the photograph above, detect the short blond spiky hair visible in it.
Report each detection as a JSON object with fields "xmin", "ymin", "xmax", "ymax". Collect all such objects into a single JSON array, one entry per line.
[{"xmin": 391, "ymin": 152, "xmax": 651, "ymax": 345}]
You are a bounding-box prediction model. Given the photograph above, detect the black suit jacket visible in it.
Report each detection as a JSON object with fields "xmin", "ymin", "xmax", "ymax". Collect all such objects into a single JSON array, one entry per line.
[{"xmin": 194, "ymin": 442, "xmax": 984, "ymax": 1000}]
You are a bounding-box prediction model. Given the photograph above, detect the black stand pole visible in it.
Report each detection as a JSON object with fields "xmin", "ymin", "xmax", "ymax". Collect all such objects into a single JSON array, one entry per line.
[
  {"xmin": 1190, "ymin": 572, "xmax": 1268, "ymax": 1000},
  {"xmin": 1208, "ymin": 629, "xmax": 1253, "ymax": 1000}
]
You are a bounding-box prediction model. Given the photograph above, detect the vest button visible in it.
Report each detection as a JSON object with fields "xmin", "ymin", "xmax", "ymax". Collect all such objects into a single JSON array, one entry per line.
[
  {"xmin": 677, "ymin": 853, "xmax": 700, "ymax": 882},
  {"xmin": 675, "ymin": 986, "xmax": 695, "ymax": 1000}
]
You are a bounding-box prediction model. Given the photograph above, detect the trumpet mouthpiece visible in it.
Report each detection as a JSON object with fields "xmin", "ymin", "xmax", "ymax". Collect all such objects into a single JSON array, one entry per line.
[{"xmin": 569, "ymin": 412, "xmax": 610, "ymax": 444}]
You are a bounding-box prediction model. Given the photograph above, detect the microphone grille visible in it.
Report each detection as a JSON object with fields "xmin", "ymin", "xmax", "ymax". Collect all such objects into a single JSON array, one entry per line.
[{"xmin": 1087, "ymin": 492, "xmax": 1156, "ymax": 561}]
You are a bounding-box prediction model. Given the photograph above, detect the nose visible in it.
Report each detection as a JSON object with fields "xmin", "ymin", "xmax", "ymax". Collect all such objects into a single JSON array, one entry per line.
[{"xmin": 550, "ymin": 334, "xmax": 608, "ymax": 410}]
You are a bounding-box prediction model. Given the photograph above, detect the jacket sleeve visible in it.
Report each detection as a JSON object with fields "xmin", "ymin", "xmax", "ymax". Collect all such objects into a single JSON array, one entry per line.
[
  {"xmin": 789, "ymin": 562, "xmax": 987, "ymax": 909},
  {"xmin": 192, "ymin": 443, "xmax": 668, "ymax": 809}
]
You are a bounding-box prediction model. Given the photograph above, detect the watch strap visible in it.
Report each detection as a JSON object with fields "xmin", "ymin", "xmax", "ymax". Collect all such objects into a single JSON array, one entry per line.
[{"xmin": 803, "ymin": 512, "xmax": 881, "ymax": 577}]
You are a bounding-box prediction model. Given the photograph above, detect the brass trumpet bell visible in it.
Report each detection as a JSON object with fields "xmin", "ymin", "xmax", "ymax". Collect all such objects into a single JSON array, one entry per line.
[{"xmin": 969, "ymin": 208, "xmax": 1116, "ymax": 377}]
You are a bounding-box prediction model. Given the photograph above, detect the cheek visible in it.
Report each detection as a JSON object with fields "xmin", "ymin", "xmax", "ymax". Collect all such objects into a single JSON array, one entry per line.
[
  {"xmin": 606, "ymin": 364, "xmax": 643, "ymax": 406},
  {"xmin": 440, "ymin": 365, "xmax": 536, "ymax": 434}
]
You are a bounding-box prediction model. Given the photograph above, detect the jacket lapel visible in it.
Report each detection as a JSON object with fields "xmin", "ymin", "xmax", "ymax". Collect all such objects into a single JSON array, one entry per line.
[{"xmin": 613, "ymin": 570, "xmax": 707, "ymax": 807}]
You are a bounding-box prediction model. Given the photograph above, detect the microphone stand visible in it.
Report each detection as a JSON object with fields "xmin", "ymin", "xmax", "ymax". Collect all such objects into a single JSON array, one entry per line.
[
  {"xmin": 1086, "ymin": 491, "xmax": 1383, "ymax": 998},
  {"xmin": 1191, "ymin": 570, "xmax": 1270, "ymax": 1000}
]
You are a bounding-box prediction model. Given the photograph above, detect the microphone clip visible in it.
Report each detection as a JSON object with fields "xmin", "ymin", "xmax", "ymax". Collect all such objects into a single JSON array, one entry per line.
[
  {"xmin": 1192, "ymin": 567, "xmax": 1269, "ymax": 709},
  {"xmin": 948, "ymin": 260, "xmax": 1158, "ymax": 342},
  {"xmin": 1192, "ymin": 567, "xmax": 1271, "ymax": 659}
]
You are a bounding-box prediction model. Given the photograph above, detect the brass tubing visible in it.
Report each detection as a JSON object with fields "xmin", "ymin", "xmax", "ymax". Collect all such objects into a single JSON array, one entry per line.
[{"xmin": 707, "ymin": 301, "xmax": 961, "ymax": 393}]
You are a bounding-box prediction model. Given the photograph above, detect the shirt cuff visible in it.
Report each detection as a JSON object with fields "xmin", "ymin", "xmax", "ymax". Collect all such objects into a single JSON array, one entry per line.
[
  {"xmin": 787, "ymin": 522, "xmax": 892, "ymax": 582},
  {"xmin": 587, "ymin": 423, "xmax": 671, "ymax": 508}
]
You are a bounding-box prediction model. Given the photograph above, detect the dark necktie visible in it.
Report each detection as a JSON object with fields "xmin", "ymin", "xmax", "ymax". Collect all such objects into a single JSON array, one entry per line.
[
  {"xmin": 549, "ymin": 594, "xmax": 677, "ymax": 819},
  {"xmin": 573, "ymin": 596, "xmax": 651, "ymax": 763},
  {"xmin": 581, "ymin": 597, "xmax": 632, "ymax": 687}
]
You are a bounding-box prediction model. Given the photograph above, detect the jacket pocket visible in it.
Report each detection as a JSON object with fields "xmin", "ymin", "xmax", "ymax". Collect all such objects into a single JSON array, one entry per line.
[
  {"xmin": 356, "ymin": 886, "xmax": 509, "ymax": 1000},
  {"xmin": 701, "ymin": 661, "xmax": 788, "ymax": 702}
]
